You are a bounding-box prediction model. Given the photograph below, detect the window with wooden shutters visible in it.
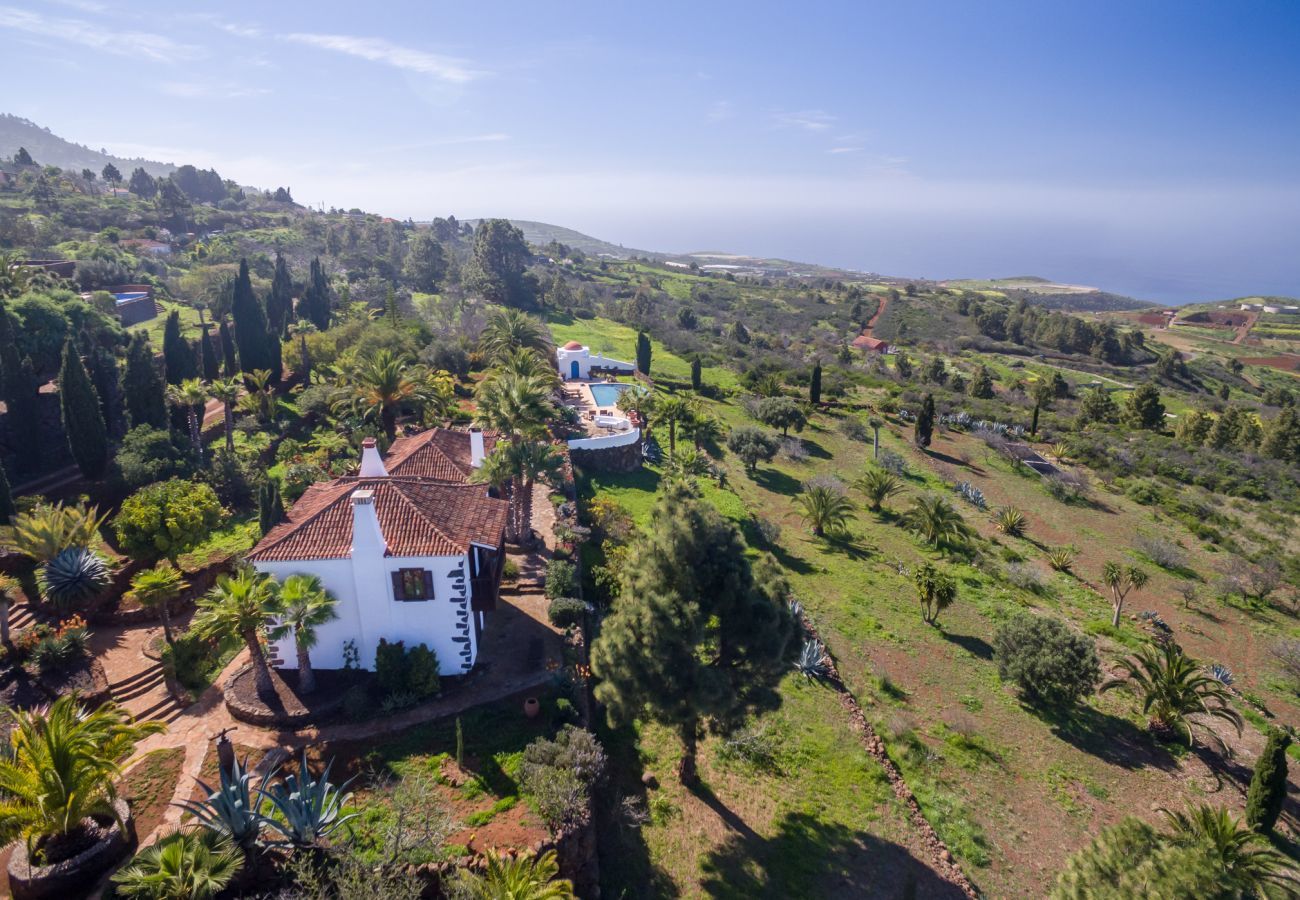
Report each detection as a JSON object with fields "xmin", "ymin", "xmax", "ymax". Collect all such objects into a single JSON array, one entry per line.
[{"xmin": 391, "ymin": 568, "xmax": 434, "ymax": 601}]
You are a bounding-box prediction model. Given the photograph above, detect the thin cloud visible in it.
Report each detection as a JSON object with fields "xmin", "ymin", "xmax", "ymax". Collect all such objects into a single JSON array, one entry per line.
[
  {"xmin": 828, "ymin": 146, "xmax": 861, "ymax": 154},
  {"xmin": 179, "ymin": 13, "xmax": 263, "ymax": 39},
  {"xmin": 286, "ymin": 33, "xmax": 481, "ymax": 83},
  {"xmin": 372, "ymin": 134, "xmax": 511, "ymax": 153},
  {"xmin": 0, "ymin": 5, "xmax": 199, "ymax": 63},
  {"xmin": 161, "ymin": 81, "xmax": 270, "ymax": 100},
  {"xmin": 774, "ymin": 109, "xmax": 836, "ymax": 132}
]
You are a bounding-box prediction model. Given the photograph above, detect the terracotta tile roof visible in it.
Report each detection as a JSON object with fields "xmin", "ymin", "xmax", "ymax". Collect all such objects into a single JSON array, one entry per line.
[
  {"xmin": 247, "ymin": 477, "xmax": 507, "ymax": 562},
  {"xmin": 382, "ymin": 428, "xmax": 499, "ymax": 482},
  {"xmin": 852, "ymin": 335, "xmax": 888, "ymax": 350}
]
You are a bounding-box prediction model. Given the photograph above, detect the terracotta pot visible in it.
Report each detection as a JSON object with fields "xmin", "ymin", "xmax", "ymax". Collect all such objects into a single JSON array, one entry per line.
[
  {"xmin": 7, "ymin": 798, "xmax": 133, "ymax": 900},
  {"xmin": 523, "ymin": 697, "xmax": 541, "ymax": 719}
]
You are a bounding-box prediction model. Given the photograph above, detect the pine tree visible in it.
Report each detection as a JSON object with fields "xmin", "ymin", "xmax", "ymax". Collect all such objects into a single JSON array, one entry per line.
[
  {"xmin": 1245, "ymin": 728, "xmax": 1290, "ymax": 834},
  {"xmin": 810, "ymin": 361, "xmax": 822, "ymax": 404},
  {"xmin": 690, "ymin": 357, "xmax": 702, "ymax": 391},
  {"xmin": 969, "ymin": 365, "xmax": 995, "ymax": 399},
  {"xmin": 590, "ymin": 481, "xmax": 797, "ymax": 784},
  {"xmin": 59, "ymin": 340, "xmax": 108, "ymax": 478},
  {"xmin": 162, "ymin": 310, "xmax": 198, "ymax": 385},
  {"xmin": 0, "ymin": 461, "xmax": 13, "ymax": 525},
  {"xmin": 636, "ymin": 330, "xmax": 652, "ymax": 376},
  {"xmin": 1260, "ymin": 407, "xmax": 1300, "ymax": 464},
  {"xmin": 914, "ymin": 393, "xmax": 935, "ymax": 448},
  {"xmin": 123, "ymin": 333, "xmax": 168, "ymax": 430},
  {"xmin": 258, "ymin": 480, "xmax": 284, "ymax": 535},
  {"xmin": 1123, "ymin": 382, "xmax": 1166, "ymax": 431},
  {"xmin": 265, "ymin": 252, "xmax": 293, "ymax": 339},
  {"xmin": 218, "ymin": 319, "xmax": 238, "ymax": 376},
  {"xmin": 230, "ymin": 258, "xmax": 277, "ymax": 379},
  {"xmin": 199, "ymin": 325, "xmax": 220, "ymax": 381}
]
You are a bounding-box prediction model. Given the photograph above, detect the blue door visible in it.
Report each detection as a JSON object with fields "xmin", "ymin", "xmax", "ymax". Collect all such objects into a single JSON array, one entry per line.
[{"xmin": 570, "ymin": 360, "xmax": 580, "ymax": 380}]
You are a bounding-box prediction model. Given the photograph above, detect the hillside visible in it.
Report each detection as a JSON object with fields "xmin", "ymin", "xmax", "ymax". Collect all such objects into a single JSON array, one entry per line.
[
  {"xmin": 0, "ymin": 114, "xmax": 174, "ymax": 178},
  {"xmin": 942, "ymin": 276, "xmax": 1152, "ymax": 312},
  {"xmin": 467, "ymin": 219, "xmax": 659, "ymax": 260}
]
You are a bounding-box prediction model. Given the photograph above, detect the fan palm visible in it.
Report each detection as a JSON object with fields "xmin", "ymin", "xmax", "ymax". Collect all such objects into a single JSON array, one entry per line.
[
  {"xmin": 479, "ymin": 308, "xmax": 553, "ymax": 362},
  {"xmin": 207, "ymin": 377, "xmax": 242, "ymax": 454},
  {"xmin": 797, "ymin": 484, "xmax": 856, "ymax": 538},
  {"xmin": 1161, "ymin": 804, "xmax": 1298, "ymax": 896},
  {"xmin": 614, "ymin": 384, "xmax": 656, "ymax": 425},
  {"xmin": 1101, "ymin": 641, "xmax": 1243, "ymax": 746},
  {"xmin": 900, "ymin": 494, "xmax": 974, "ymax": 548},
  {"xmin": 191, "ymin": 568, "xmax": 281, "ymax": 697},
  {"xmin": 0, "ymin": 697, "xmax": 164, "ymax": 861},
  {"xmin": 111, "ymin": 829, "xmax": 243, "ymax": 900},
  {"xmin": 457, "ymin": 849, "xmax": 575, "ymax": 899},
  {"xmin": 853, "ymin": 467, "xmax": 903, "ymax": 512},
  {"xmin": 266, "ymin": 574, "xmax": 338, "ymax": 694},
  {"xmin": 168, "ymin": 378, "xmax": 209, "ymax": 458},
  {"xmin": 129, "ymin": 564, "xmax": 188, "ymax": 645},
  {"xmin": 474, "ymin": 371, "xmax": 555, "ymax": 441},
  {"xmin": 652, "ymin": 395, "xmax": 695, "ymax": 458},
  {"xmin": 7, "ymin": 501, "xmax": 106, "ymax": 563},
  {"xmin": 0, "ymin": 573, "xmax": 18, "ymax": 644}
]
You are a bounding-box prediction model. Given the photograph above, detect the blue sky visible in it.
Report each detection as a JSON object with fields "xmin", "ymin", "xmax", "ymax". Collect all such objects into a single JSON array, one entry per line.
[{"xmin": 3, "ymin": 0, "xmax": 1299, "ymax": 301}]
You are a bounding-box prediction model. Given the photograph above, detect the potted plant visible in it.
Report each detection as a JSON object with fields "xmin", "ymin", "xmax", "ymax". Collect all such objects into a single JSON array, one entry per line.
[{"xmin": 1, "ymin": 696, "xmax": 164, "ymax": 899}]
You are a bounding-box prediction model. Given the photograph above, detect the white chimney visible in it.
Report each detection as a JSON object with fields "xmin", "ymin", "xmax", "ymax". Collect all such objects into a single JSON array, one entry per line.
[
  {"xmin": 469, "ymin": 428, "xmax": 486, "ymax": 468},
  {"xmin": 359, "ymin": 437, "xmax": 388, "ymax": 477},
  {"xmin": 350, "ymin": 489, "xmax": 387, "ymax": 556}
]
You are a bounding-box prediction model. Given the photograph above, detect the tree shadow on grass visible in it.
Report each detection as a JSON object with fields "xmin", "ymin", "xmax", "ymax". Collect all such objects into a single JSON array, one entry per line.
[
  {"xmin": 752, "ymin": 466, "xmax": 802, "ymax": 497},
  {"xmin": 821, "ymin": 533, "xmax": 873, "ymax": 562},
  {"xmin": 941, "ymin": 631, "xmax": 994, "ymax": 661},
  {"xmin": 798, "ymin": 437, "xmax": 832, "ymax": 460},
  {"xmin": 699, "ymin": 806, "xmax": 968, "ymax": 899},
  {"xmin": 1027, "ymin": 703, "xmax": 1179, "ymax": 772}
]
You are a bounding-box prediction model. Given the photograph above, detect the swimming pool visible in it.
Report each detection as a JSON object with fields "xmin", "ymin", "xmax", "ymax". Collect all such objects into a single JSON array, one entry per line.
[{"xmin": 589, "ymin": 382, "xmax": 631, "ymax": 408}]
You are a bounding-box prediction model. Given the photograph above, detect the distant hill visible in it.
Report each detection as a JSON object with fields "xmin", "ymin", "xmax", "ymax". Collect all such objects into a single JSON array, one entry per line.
[
  {"xmin": 466, "ymin": 219, "xmax": 660, "ymax": 261},
  {"xmin": 942, "ymin": 276, "xmax": 1152, "ymax": 312},
  {"xmin": 0, "ymin": 114, "xmax": 174, "ymax": 178}
]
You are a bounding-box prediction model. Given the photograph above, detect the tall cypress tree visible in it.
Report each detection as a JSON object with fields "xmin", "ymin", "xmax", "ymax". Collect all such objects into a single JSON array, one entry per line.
[
  {"xmin": 9, "ymin": 358, "xmax": 41, "ymax": 474},
  {"xmin": 266, "ymin": 252, "xmax": 294, "ymax": 339},
  {"xmin": 1246, "ymin": 728, "xmax": 1290, "ymax": 834},
  {"xmin": 915, "ymin": 393, "xmax": 935, "ymax": 448},
  {"xmin": 218, "ymin": 319, "xmax": 238, "ymax": 376},
  {"xmin": 636, "ymin": 330, "xmax": 652, "ymax": 376},
  {"xmin": 690, "ymin": 357, "xmax": 702, "ymax": 391},
  {"xmin": 810, "ymin": 361, "xmax": 822, "ymax": 404},
  {"xmin": 230, "ymin": 258, "xmax": 276, "ymax": 378},
  {"xmin": 0, "ymin": 300, "xmax": 22, "ymax": 407},
  {"xmin": 0, "ymin": 461, "xmax": 13, "ymax": 525},
  {"xmin": 59, "ymin": 340, "xmax": 108, "ymax": 478},
  {"xmin": 162, "ymin": 309, "xmax": 198, "ymax": 384},
  {"xmin": 199, "ymin": 325, "xmax": 220, "ymax": 381},
  {"xmin": 123, "ymin": 333, "xmax": 168, "ymax": 429},
  {"xmin": 301, "ymin": 257, "xmax": 332, "ymax": 331},
  {"xmin": 84, "ymin": 341, "xmax": 123, "ymax": 435}
]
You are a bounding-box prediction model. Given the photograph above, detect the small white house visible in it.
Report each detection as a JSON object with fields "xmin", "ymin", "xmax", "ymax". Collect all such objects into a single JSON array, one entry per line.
[
  {"xmin": 248, "ymin": 434, "xmax": 508, "ymax": 676},
  {"xmin": 556, "ymin": 340, "xmax": 636, "ymax": 381}
]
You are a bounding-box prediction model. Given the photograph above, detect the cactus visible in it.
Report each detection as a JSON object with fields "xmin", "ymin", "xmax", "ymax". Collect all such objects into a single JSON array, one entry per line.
[{"xmin": 38, "ymin": 546, "xmax": 111, "ymax": 612}]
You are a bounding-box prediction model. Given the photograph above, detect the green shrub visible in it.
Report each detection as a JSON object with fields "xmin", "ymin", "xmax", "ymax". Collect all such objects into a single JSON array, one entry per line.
[
  {"xmin": 994, "ymin": 614, "xmax": 1101, "ymax": 707},
  {"xmin": 502, "ymin": 559, "xmax": 520, "ymax": 582},
  {"xmin": 341, "ymin": 685, "xmax": 371, "ymax": 722},
  {"xmin": 544, "ymin": 560, "xmax": 576, "ymax": 600},
  {"xmin": 162, "ymin": 629, "xmax": 237, "ymax": 692},
  {"xmin": 405, "ymin": 643, "xmax": 441, "ymax": 698},
  {"xmin": 375, "ymin": 639, "xmax": 440, "ymax": 702},
  {"xmin": 519, "ymin": 726, "xmax": 607, "ymax": 834},
  {"xmin": 375, "ymin": 638, "xmax": 408, "ymax": 696},
  {"xmin": 548, "ymin": 597, "xmax": 585, "ymax": 629},
  {"xmin": 554, "ymin": 697, "xmax": 578, "ymax": 725}
]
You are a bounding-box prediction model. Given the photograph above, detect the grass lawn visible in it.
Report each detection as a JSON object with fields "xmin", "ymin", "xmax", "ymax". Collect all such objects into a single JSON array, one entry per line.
[
  {"xmin": 547, "ymin": 314, "xmax": 740, "ymax": 392},
  {"xmin": 130, "ymin": 298, "xmax": 206, "ymax": 347}
]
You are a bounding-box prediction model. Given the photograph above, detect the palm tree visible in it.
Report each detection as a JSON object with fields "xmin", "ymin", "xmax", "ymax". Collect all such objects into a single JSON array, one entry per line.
[
  {"xmin": 797, "ymin": 483, "xmax": 856, "ymax": 538},
  {"xmin": 191, "ymin": 568, "xmax": 281, "ymax": 697},
  {"xmin": 207, "ymin": 377, "xmax": 242, "ymax": 454},
  {"xmin": 0, "ymin": 697, "xmax": 164, "ymax": 861},
  {"xmin": 493, "ymin": 346, "xmax": 561, "ymax": 389},
  {"xmin": 479, "ymin": 308, "xmax": 553, "ymax": 362},
  {"xmin": 915, "ymin": 562, "xmax": 957, "ymax": 626},
  {"xmin": 0, "ymin": 574, "xmax": 19, "ymax": 645},
  {"xmin": 266, "ymin": 574, "xmax": 338, "ymax": 694},
  {"xmin": 475, "ymin": 441, "xmax": 563, "ymax": 543},
  {"xmin": 1161, "ymin": 804, "xmax": 1298, "ymax": 896},
  {"xmin": 614, "ymin": 384, "xmax": 656, "ymax": 426},
  {"xmin": 332, "ymin": 349, "xmax": 419, "ymax": 441},
  {"xmin": 653, "ymin": 395, "xmax": 695, "ymax": 458},
  {"xmin": 474, "ymin": 371, "xmax": 555, "ymax": 442},
  {"xmin": 457, "ymin": 849, "xmax": 575, "ymax": 899},
  {"xmin": 7, "ymin": 501, "xmax": 106, "ymax": 563},
  {"xmin": 169, "ymin": 378, "xmax": 209, "ymax": 458},
  {"xmin": 900, "ymin": 494, "xmax": 974, "ymax": 548},
  {"xmin": 867, "ymin": 416, "xmax": 884, "ymax": 459},
  {"xmin": 1102, "ymin": 641, "xmax": 1243, "ymax": 746},
  {"xmin": 240, "ymin": 369, "xmax": 276, "ymax": 422},
  {"xmin": 853, "ymin": 467, "xmax": 903, "ymax": 512},
  {"xmin": 1102, "ymin": 562, "xmax": 1149, "ymax": 628},
  {"xmin": 289, "ymin": 318, "xmax": 317, "ymax": 383},
  {"xmin": 112, "ymin": 830, "xmax": 243, "ymax": 900},
  {"xmin": 129, "ymin": 564, "xmax": 188, "ymax": 645},
  {"xmin": 681, "ymin": 411, "xmax": 722, "ymax": 451}
]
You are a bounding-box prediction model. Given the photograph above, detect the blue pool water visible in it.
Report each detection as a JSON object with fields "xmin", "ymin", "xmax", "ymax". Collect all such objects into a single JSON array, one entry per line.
[
  {"xmin": 113, "ymin": 292, "xmax": 148, "ymax": 305},
  {"xmin": 589, "ymin": 382, "xmax": 631, "ymax": 408}
]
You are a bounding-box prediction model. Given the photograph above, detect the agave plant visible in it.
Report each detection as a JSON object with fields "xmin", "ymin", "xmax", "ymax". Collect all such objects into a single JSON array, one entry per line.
[
  {"xmin": 1208, "ymin": 664, "xmax": 1234, "ymax": 687},
  {"xmin": 795, "ymin": 639, "xmax": 831, "ymax": 681},
  {"xmin": 954, "ymin": 481, "xmax": 987, "ymax": 510},
  {"xmin": 993, "ymin": 506, "xmax": 1028, "ymax": 538},
  {"xmin": 174, "ymin": 755, "xmax": 276, "ymax": 856},
  {"xmin": 37, "ymin": 547, "xmax": 111, "ymax": 613},
  {"xmin": 1046, "ymin": 546, "xmax": 1076, "ymax": 573},
  {"xmin": 258, "ymin": 751, "xmax": 358, "ymax": 848}
]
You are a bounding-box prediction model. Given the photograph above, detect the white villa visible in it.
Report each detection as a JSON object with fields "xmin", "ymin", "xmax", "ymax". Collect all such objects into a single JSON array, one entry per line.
[
  {"xmin": 247, "ymin": 430, "xmax": 508, "ymax": 676},
  {"xmin": 555, "ymin": 340, "xmax": 636, "ymax": 381}
]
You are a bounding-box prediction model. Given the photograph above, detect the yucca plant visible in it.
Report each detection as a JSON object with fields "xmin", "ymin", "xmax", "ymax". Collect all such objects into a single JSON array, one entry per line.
[
  {"xmin": 112, "ymin": 829, "xmax": 243, "ymax": 900},
  {"xmin": 993, "ymin": 506, "xmax": 1028, "ymax": 538},
  {"xmin": 258, "ymin": 751, "xmax": 358, "ymax": 848},
  {"xmin": 173, "ymin": 755, "xmax": 276, "ymax": 857},
  {"xmin": 1046, "ymin": 547, "xmax": 1076, "ymax": 573},
  {"xmin": 795, "ymin": 639, "xmax": 831, "ymax": 681},
  {"xmin": 37, "ymin": 546, "xmax": 111, "ymax": 613},
  {"xmin": 853, "ymin": 467, "xmax": 903, "ymax": 512}
]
